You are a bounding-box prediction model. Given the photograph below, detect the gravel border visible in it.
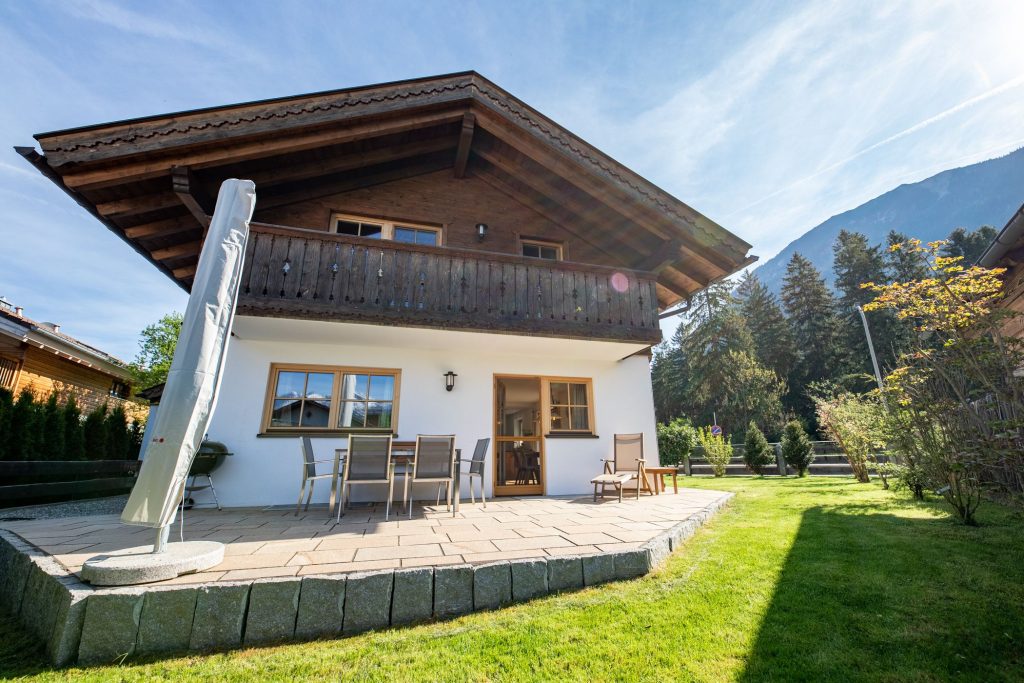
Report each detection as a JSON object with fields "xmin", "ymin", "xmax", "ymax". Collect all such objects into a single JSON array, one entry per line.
[{"xmin": 0, "ymin": 496, "xmax": 128, "ymax": 521}]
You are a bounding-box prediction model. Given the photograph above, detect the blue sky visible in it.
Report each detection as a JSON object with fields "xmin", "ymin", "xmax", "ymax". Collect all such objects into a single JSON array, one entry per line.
[{"xmin": 1, "ymin": 0, "xmax": 1023, "ymax": 360}]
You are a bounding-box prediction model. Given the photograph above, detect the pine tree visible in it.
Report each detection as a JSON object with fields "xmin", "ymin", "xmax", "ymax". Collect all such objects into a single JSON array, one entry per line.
[
  {"xmin": 886, "ymin": 231, "xmax": 929, "ymax": 283},
  {"xmin": 63, "ymin": 396, "xmax": 85, "ymax": 460},
  {"xmin": 941, "ymin": 225, "xmax": 997, "ymax": 263},
  {"xmin": 653, "ymin": 279, "xmax": 784, "ymax": 436},
  {"xmin": 781, "ymin": 253, "xmax": 844, "ymax": 432},
  {"xmin": 743, "ymin": 421, "xmax": 774, "ymax": 475},
  {"xmin": 39, "ymin": 392, "xmax": 65, "ymax": 460},
  {"xmin": 832, "ymin": 230, "xmax": 899, "ymax": 374},
  {"xmin": 781, "ymin": 420, "xmax": 815, "ymax": 476},
  {"xmin": 736, "ymin": 271, "xmax": 797, "ymax": 380}
]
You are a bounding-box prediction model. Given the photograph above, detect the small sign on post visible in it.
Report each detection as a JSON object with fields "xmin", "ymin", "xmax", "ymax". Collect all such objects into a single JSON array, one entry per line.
[{"xmin": 711, "ymin": 425, "xmax": 723, "ymax": 437}]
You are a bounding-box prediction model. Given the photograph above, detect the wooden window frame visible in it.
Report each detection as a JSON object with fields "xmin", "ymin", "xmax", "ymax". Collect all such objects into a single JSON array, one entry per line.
[
  {"xmin": 543, "ymin": 377, "xmax": 595, "ymax": 436},
  {"xmin": 330, "ymin": 212, "xmax": 444, "ymax": 246},
  {"xmin": 261, "ymin": 362, "xmax": 402, "ymax": 435},
  {"xmin": 519, "ymin": 237, "xmax": 564, "ymax": 261}
]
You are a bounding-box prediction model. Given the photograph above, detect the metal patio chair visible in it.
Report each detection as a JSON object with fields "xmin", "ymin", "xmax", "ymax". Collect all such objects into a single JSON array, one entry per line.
[
  {"xmin": 295, "ymin": 436, "xmax": 338, "ymax": 515},
  {"xmin": 460, "ymin": 438, "xmax": 489, "ymax": 507},
  {"xmin": 338, "ymin": 434, "xmax": 395, "ymax": 521},
  {"xmin": 404, "ymin": 434, "xmax": 456, "ymax": 518}
]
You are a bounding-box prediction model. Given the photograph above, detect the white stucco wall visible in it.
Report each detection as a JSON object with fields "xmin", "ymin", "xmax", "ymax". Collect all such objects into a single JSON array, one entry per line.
[{"xmin": 200, "ymin": 317, "xmax": 659, "ymax": 508}]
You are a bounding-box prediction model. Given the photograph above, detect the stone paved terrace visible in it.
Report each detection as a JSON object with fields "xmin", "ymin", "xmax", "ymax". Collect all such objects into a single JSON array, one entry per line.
[{"xmin": 1, "ymin": 488, "xmax": 730, "ymax": 585}]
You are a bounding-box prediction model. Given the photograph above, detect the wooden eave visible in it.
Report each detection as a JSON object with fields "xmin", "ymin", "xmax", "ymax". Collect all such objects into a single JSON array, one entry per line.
[{"xmin": 20, "ymin": 71, "xmax": 755, "ymax": 309}]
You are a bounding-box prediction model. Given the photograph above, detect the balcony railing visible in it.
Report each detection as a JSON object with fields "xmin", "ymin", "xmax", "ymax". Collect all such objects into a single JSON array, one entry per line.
[{"xmin": 238, "ymin": 223, "xmax": 662, "ymax": 344}]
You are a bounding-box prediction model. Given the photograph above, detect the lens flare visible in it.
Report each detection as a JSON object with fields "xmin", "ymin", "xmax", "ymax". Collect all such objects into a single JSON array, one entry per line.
[{"xmin": 610, "ymin": 272, "xmax": 629, "ymax": 293}]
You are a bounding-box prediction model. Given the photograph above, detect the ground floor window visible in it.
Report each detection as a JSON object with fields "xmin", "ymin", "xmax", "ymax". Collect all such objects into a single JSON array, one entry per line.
[
  {"xmin": 547, "ymin": 380, "xmax": 592, "ymax": 432},
  {"xmin": 262, "ymin": 363, "xmax": 401, "ymax": 434}
]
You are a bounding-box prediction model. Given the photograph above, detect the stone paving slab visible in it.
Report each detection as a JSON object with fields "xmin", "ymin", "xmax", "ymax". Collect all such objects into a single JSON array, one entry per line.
[{"xmin": 0, "ymin": 489, "xmax": 734, "ymax": 667}]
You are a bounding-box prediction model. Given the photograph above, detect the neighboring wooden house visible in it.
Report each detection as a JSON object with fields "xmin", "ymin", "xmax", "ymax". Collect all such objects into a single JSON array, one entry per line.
[
  {"xmin": 20, "ymin": 71, "xmax": 754, "ymax": 505},
  {"xmin": 980, "ymin": 201, "xmax": 1024, "ymax": 339},
  {"xmin": 0, "ymin": 298, "xmax": 134, "ymax": 413}
]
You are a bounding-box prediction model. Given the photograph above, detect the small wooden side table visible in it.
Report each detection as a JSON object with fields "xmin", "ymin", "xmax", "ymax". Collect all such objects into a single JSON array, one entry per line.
[{"xmin": 646, "ymin": 467, "xmax": 680, "ymax": 494}]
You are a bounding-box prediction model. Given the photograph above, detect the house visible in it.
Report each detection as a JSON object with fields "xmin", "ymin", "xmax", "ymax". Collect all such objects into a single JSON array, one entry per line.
[
  {"xmin": 979, "ymin": 201, "xmax": 1024, "ymax": 339},
  {"xmin": 19, "ymin": 72, "xmax": 754, "ymax": 505},
  {"xmin": 0, "ymin": 298, "xmax": 134, "ymax": 413}
]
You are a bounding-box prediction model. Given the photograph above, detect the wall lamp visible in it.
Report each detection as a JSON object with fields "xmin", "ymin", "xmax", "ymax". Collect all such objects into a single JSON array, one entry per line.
[
  {"xmin": 476, "ymin": 223, "xmax": 488, "ymax": 241},
  {"xmin": 444, "ymin": 371, "xmax": 458, "ymax": 392}
]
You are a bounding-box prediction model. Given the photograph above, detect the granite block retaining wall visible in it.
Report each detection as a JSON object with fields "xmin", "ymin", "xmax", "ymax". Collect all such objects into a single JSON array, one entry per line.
[{"xmin": 0, "ymin": 492, "xmax": 732, "ymax": 667}]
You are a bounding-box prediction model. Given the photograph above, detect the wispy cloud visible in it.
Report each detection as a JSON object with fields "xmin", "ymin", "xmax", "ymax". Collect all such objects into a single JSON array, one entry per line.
[{"xmin": 727, "ymin": 73, "xmax": 1024, "ymax": 217}]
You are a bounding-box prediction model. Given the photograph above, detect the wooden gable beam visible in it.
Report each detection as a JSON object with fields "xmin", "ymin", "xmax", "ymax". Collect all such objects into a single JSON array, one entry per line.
[
  {"xmin": 255, "ymin": 154, "xmax": 453, "ymax": 211},
  {"xmin": 60, "ymin": 110, "xmax": 467, "ymax": 192},
  {"xmin": 172, "ymin": 167, "xmax": 212, "ymax": 228},
  {"xmin": 243, "ymin": 135, "xmax": 457, "ymax": 189},
  {"xmin": 95, "ymin": 193, "xmax": 179, "ymax": 218},
  {"xmin": 474, "ymin": 142, "xmax": 716, "ymax": 284},
  {"xmin": 151, "ymin": 240, "xmax": 202, "ymax": 261},
  {"xmin": 453, "ymin": 113, "xmax": 476, "ymax": 179},
  {"xmin": 471, "ymin": 161, "xmax": 685, "ymax": 293},
  {"xmin": 636, "ymin": 237, "xmax": 686, "ymax": 273},
  {"xmin": 473, "ymin": 109, "xmax": 743, "ymax": 274},
  {"xmin": 122, "ymin": 215, "xmax": 197, "ymax": 239},
  {"xmin": 172, "ymin": 264, "xmax": 197, "ymax": 279}
]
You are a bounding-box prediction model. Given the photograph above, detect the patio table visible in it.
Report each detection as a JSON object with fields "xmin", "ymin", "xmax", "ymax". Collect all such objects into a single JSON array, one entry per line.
[
  {"xmin": 646, "ymin": 466, "xmax": 680, "ymax": 494},
  {"xmin": 329, "ymin": 441, "xmax": 460, "ymax": 517}
]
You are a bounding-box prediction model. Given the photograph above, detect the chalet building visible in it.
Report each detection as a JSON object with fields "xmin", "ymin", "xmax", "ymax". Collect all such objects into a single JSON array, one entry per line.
[
  {"xmin": 20, "ymin": 72, "xmax": 754, "ymax": 504},
  {"xmin": 0, "ymin": 298, "xmax": 134, "ymax": 412},
  {"xmin": 980, "ymin": 201, "xmax": 1024, "ymax": 339}
]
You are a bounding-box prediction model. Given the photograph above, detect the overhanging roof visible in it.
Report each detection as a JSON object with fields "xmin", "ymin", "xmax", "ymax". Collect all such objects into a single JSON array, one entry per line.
[{"xmin": 18, "ymin": 71, "xmax": 755, "ymax": 309}]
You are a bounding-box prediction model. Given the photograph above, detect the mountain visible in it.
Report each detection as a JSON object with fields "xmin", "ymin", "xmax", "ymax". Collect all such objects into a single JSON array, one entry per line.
[{"xmin": 754, "ymin": 147, "xmax": 1024, "ymax": 294}]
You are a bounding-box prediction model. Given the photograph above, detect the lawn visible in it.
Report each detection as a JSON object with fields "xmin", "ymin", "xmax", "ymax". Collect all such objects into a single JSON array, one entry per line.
[{"xmin": 2, "ymin": 477, "xmax": 1023, "ymax": 682}]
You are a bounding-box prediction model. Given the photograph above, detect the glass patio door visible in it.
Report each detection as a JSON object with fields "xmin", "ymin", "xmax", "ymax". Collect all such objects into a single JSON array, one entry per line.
[{"xmin": 493, "ymin": 376, "xmax": 544, "ymax": 496}]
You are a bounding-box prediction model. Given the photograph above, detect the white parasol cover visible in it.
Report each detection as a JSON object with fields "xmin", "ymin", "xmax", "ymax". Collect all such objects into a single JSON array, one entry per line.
[{"xmin": 121, "ymin": 179, "xmax": 256, "ymax": 528}]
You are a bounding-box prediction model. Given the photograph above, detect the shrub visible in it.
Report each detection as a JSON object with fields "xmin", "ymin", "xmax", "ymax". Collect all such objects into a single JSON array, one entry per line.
[
  {"xmin": 62, "ymin": 396, "xmax": 85, "ymax": 460},
  {"xmin": 743, "ymin": 421, "xmax": 774, "ymax": 475},
  {"xmin": 0, "ymin": 387, "xmax": 13, "ymax": 460},
  {"xmin": 656, "ymin": 418, "xmax": 696, "ymax": 466},
  {"xmin": 83, "ymin": 403, "xmax": 109, "ymax": 459},
  {"xmin": 105, "ymin": 404, "xmax": 131, "ymax": 460},
  {"xmin": 8, "ymin": 389, "xmax": 40, "ymax": 461},
  {"xmin": 873, "ymin": 461, "xmax": 927, "ymax": 500},
  {"xmin": 128, "ymin": 415, "xmax": 146, "ymax": 460},
  {"xmin": 781, "ymin": 420, "xmax": 814, "ymax": 476},
  {"xmin": 38, "ymin": 392, "xmax": 65, "ymax": 461},
  {"xmin": 814, "ymin": 390, "xmax": 884, "ymax": 484},
  {"xmin": 697, "ymin": 426, "xmax": 733, "ymax": 477}
]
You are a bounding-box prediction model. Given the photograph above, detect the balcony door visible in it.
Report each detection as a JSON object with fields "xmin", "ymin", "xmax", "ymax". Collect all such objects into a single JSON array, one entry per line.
[{"xmin": 493, "ymin": 375, "xmax": 544, "ymax": 496}]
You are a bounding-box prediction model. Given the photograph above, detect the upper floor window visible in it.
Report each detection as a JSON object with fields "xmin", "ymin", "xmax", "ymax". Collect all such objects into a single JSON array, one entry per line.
[
  {"xmin": 331, "ymin": 213, "xmax": 441, "ymax": 247},
  {"xmin": 521, "ymin": 238, "xmax": 563, "ymax": 261}
]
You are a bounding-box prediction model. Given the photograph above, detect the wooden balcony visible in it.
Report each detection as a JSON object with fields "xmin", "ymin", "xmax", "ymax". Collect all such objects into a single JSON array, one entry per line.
[{"xmin": 237, "ymin": 223, "xmax": 662, "ymax": 344}]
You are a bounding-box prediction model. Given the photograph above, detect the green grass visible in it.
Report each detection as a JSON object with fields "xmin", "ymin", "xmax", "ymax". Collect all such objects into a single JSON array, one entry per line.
[{"xmin": 2, "ymin": 477, "xmax": 1023, "ymax": 682}]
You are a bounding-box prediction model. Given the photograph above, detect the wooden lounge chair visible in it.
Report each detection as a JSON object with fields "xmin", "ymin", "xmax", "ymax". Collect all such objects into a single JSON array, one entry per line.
[{"xmin": 593, "ymin": 433, "xmax": 653, "ymax": 501}]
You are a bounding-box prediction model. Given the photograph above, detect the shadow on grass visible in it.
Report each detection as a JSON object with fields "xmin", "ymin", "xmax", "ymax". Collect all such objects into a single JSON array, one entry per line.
[{"xmin": 739, "ymin": 500, "xmax": 1024, "ymax": 682}]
